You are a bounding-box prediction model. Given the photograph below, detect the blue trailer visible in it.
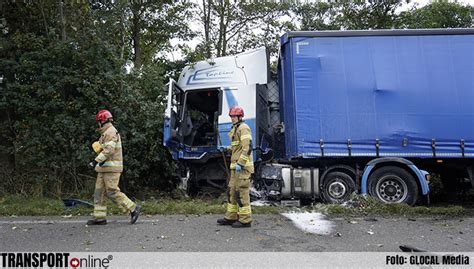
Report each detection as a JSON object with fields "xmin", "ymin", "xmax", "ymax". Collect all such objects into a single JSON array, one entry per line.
[{"xmin": 164, "ymin": 29, "xmax": 474, "ymax": 205}]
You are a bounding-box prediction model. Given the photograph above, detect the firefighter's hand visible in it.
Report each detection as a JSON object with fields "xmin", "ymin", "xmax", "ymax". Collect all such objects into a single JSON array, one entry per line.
[
  {"xmin": 235, "ymin": 164, "xmax": 242, "ymax": 173},
  {"xmin": 88, "ymin": 160, "xmax": 98, "ymax": 169}
]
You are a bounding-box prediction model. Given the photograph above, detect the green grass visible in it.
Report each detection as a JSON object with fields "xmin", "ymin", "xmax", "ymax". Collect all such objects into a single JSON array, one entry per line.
[
  {"xmin": 0, "ymin": 195, "xmax": 282, "ymax": 216},
  {"xmin": 0, "ymin": 194, "xmax": 466, "ymax": 217},
  {"xmin": 306, "ymin": 195, "xmax": 466, "ymax": 216},
  {"xmin": 0, "ymin": 196, "xmax": 65, "ymax": 216}
]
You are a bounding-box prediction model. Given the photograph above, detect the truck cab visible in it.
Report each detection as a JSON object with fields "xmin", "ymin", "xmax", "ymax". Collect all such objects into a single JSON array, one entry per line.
[{"xmin": 163, "ymin": 48, "xmax": 271, "ymax": 193}]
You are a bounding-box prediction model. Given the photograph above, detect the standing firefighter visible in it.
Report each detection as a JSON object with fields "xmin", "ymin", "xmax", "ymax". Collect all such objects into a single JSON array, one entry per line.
[
  {"xmin": 217, "ymin": 106, "xmax": 254, "ymax": 228},
  {"xmin": 87, "ymin": 109, "xmax": 141, "ymax": 225}
]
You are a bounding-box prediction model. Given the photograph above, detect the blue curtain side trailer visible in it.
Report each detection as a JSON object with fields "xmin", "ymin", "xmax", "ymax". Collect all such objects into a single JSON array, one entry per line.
[{"xmin": 271, "ymin": 29, "xmax": 474, "ymax": 205}]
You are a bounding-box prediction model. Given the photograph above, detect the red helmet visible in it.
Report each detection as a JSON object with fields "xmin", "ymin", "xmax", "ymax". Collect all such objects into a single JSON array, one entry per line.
[
  {"xmin": 229, "ymin": 106, "xmax": 244, "ymax": 117},
  {"xmin": 96, "ymin": 109, "xmax": 113, "ymax": 122}
]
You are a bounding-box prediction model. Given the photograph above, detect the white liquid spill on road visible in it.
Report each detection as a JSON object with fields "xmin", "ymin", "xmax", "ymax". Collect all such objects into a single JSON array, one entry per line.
[{"xmin": 281, "ymin": 212, "xmax": 335, "ymax": 235}]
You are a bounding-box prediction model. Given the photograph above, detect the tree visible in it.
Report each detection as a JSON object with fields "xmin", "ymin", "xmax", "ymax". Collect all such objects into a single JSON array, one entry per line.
[
  {"xmin": 0, "ymin": 0, "xmax": 181, "ymax": 197},
  {"xmin": 400, "ymin": 1, "xmax": 473, "ymax": 28},
  {"xmin": 292, "ymin": 2, "xmax": 339, "ymax": 31},
  {"xmin": 127, "ymin": 0, "xmax": 195, "ymax": 69},
  {"xmin": 190, "ymin": 0, "xmax": 291, "ymax": 60},
  {"xmin": 334, "ymin": 0, "xmax": 406, "ymax": 30}
]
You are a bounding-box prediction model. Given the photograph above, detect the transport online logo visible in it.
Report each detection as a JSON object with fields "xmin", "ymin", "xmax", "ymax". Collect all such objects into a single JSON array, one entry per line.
[{"xmin": 0, "ymin": 253, "xmax": 113, "ymax": 268}]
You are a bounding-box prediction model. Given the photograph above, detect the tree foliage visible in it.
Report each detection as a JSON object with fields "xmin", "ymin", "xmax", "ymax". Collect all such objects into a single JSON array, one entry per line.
[
  {"xmin": 0, "ymin": 0, "xmax": 188, "ymax": 197},
  {"xmin": 0, "ymin": 0, "xmax": 472, "ymax": 198},
  {"xmin": 400, "ymin": 1, "xmax": 473, "ymax": 28},
  {"xmin": 187, "ymin": 0, "xmax": 292, "ymax": 61}
]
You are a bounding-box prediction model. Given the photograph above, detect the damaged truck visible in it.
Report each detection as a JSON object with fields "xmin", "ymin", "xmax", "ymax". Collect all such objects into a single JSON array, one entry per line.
[{"xmin": 163, "ymin": 29, "xmax": 474, "ymax": 206}]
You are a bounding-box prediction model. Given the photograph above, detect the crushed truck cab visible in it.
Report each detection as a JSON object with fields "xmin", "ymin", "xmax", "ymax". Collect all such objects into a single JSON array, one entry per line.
[{"xmin": 163, "ymin": 48, "xmax": 271, "ymax": 192}]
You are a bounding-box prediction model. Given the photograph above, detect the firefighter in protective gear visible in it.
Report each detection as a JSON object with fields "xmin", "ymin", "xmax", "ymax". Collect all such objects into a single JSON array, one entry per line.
[
  {"xmin": 217, "ymin": 105, "xmax": 254, "ymax": 228},
  {"xmin": 87, "ymin": 109, "xmax": 141, "ymax": 225}
]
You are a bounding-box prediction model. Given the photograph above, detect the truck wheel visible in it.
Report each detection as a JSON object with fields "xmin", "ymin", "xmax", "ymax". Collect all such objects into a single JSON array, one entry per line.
[
  {"xmin": 321, "ymin": 171, "xmax": 355, "ymax": 204},
  {"xmin": 368, "ymin": 166, "xmax": 418, "ymax": 205}
]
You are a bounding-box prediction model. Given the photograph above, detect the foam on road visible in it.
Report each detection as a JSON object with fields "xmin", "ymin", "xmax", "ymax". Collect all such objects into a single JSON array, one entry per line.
[{"xmin": 281, "ymin": 212, "xmax": 335, "ymax": 235}]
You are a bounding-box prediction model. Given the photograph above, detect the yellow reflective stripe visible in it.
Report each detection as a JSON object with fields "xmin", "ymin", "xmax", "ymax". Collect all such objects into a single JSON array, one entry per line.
[
  {"xmin": 96, "ymin": 152, "xmax": 107, "ymax": 162},
  {"xmin": 244, "ymin": 162, "xmax": 254, "ymax": 167},
  {"xmin": 239, "ymin": 155, "xmax": 249, "ymax": 161},
  {"xmin": 93, "ymin": 211, "xmax": 107, "ymax": 217},
  {"xmin": 231, "ymin": 141, "xmax": 240, "ymax": 146},
  {"xmin": 124, "ymin": 200, "xmax": 135, "ymax": 210},
  {"xmin": 240, "ymin": 134, "xmax": 252, "ymax": 140},
  {"xmin": 230, "ymin": 163, "xmax": 237, "ymax": 169},
  {"xmin": 102, "ymin": 141, "xmax": 117, "ymax": 148},
  {"xmin": 94, "ymin": 206, "xmax": 107, "ymax": 211},
  {"xmin": 227, "ymin": 203, "xmax": 238, "ymax": 213},
  {"xmin": 238, "ymin": 205, "xmax": 252, "ymax": 215},
  {"xmin": 101, "ymin": 161, "xmax": 123, "ymax": 167}
]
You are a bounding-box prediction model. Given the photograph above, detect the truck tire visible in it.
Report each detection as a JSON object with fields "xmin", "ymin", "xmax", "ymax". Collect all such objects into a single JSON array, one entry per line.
[
  {"xmin": 368, "ymin": 166, "xmax": 418, "ymax": 206},
  {"xmin": 321, "ymin": 171, "xmax": 355, "ymax": 204}
]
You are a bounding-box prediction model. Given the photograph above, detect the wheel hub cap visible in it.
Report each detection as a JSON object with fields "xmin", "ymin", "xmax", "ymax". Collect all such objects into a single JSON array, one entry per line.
[
  {"xmin": 376, "ymin": 176, "xmax": 408, "ymax": 203},
  {"xmin": 328, "ymin": 181, "xmax": 346, "ymax": 199}
]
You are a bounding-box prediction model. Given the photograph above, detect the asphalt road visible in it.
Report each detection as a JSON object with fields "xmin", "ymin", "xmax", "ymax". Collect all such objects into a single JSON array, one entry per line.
[{"xmin": 0, "ymin": 214, "xmax": 473, "ymax": 252}]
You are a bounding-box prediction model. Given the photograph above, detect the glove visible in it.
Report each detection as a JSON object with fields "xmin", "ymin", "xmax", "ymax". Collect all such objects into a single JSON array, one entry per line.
[
  {"xmin": 218, "ymin": 146, "xmax": 227, "ymax": 153},
  {"xmin": 235, "ymin": 164, "xmax": 242, "ymax": 173},
  {"xmin": 88, "ymin": 160, "xmax": 98, "ymax": 169},
  {"xmin": 92, "ymin": 141, "xmax": 102, "ymax": 154}
]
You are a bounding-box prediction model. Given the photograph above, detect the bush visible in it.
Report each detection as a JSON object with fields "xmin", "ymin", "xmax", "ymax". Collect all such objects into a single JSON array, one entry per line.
[{"xmin": 0, "ymin": 22, "xmax": 176, "ymax": 198}]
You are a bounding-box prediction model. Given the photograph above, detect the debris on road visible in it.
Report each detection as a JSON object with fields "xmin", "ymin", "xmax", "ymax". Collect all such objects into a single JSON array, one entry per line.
[
  {"xmin": 250, "ymin": 200, "xmax": 275, "ymax": 206},
  {"xmin": 399, "ymin": 245, "xmax": 427, "ymax": 252},
  {"xmin": 364, "ymin": 217, "xmax": 377, "ymax": 222}
]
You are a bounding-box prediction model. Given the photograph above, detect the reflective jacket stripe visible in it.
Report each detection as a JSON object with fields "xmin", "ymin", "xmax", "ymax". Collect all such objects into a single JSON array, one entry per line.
[
  {"xmin": 100, "ymin": 161, "xmax": 123, "ymax": 167},
  {"xmin": 240, "ymin": 134, "xmax": 251, "ymax": 141}
]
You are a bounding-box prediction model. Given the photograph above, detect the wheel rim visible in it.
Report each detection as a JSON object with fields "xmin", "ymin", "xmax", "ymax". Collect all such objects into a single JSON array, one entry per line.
[
  {"xmin": 328, "ymin": 180, "xmax": 347, "ymax": 199},
  {"xmin": 375, "ymin": 175, "xmax": 408, "ymax": 203}
]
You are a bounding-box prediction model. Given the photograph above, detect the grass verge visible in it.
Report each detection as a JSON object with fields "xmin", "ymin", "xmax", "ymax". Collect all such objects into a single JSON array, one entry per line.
[
  {"xmin": 0, "ymin": 195, "xmax": 281, "ymax": 216},
  {"xmin": 0, "ymin": 194, "xmax": 467, "ymax": 217},
  {"xmin": 306, "ymin": 194, "xmax": 466, "ymax": 217}
]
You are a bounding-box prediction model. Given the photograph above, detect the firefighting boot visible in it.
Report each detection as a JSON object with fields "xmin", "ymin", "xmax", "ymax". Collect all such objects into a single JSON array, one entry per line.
[
  {"xmin": 86, "ymin": 219, "xmax": 107, "ymax": 225},
  {"xmin": 231, "ymin": 221, "xmax": 251, "ymax": 228},
  {"xmin": 130, "ymin": 204, "xmax": 141, "ymax": 224},
  {"xmin": 217, "ymin": 218, "xmax": 237, "ymax": 225}
]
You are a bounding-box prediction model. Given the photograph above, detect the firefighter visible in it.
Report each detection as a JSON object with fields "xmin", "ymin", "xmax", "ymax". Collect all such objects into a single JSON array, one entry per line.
[
  {"xmin": 87, "ymin": 109, "xmax": 141, "ymax": 225},
  {"xmin": 217, "ymin": 105, "xmax": 254, "ymax": 228}
]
